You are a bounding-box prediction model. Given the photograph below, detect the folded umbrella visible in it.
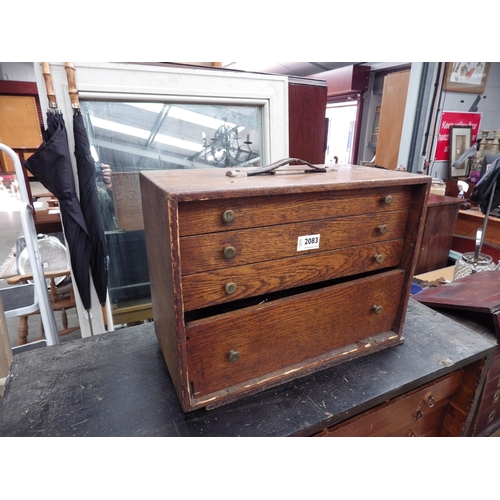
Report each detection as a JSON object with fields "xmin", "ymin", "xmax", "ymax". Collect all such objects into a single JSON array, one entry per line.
[
  {"xmin": 24, "ymin": 110, "xmax": 92, "ymax": 311},
  {"xmin": 73, "ymin": 108, "xmax": 109, "ymax": 306}
]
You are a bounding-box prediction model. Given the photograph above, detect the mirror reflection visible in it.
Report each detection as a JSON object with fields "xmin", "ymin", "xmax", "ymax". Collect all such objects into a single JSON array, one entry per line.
[
  {"xmin": 79, "ymin": 100, "xmax": 263, "ymax": 321},
  {"xmin": 81, "ymin": 101, "xmax": 262, "ymax": 171}
]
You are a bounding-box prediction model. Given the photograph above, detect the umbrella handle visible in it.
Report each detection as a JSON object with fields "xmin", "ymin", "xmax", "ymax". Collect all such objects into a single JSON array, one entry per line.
[
  {"xmin": 65, "ymin": 62, "xmax": 80, "ymax": 109},
  {"xmin": 41, "ymin": 62, "xmax": 58, "ymax": 109}
]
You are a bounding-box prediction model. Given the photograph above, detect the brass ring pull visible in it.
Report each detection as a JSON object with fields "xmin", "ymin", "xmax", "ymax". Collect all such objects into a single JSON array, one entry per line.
[
  {"xmin": 426, "ymin": 396, "xmax": 435, "ymax": 408},
  {"xmin": 378, "ymin": 224, "xmax": 388, "ymax": 235},
  {"xmin": 383, "ymin": 195, "xmax": 393, "ymax": 205},
  {"xmin": 374, "ymin": 254, "xmax": 384, "ymax": 264},
  {"xmin": 488, "ymin": 409, "xmax": 496, "ymax": 423},
  {"xmin": 222, "ymin": 210, "xmax": 235, "ymax": 223},
  {"xmin": 225, "ymin": 282, "xmax": 237, "ymax": 295},
  {"xmin": 415, "ymin": 409, "xmax": 424, "ymax": 421},
  {"xmin": 228, "ymin": 350, "xmax": 240, "ymax": 362},
  {"xmin": 493, "ymin": 390, "xmax": 500, "ymax": 404},
  {"xmin": 223, "ymin": 246, "xmax": 237, "ymax": 259},
  {"xmin": 407, "ymin": 430, "xmax": 417, "ymax": 437},
  {"xmin": 373, "ymin": 305, "xmax": 383, "ymax": 315}
]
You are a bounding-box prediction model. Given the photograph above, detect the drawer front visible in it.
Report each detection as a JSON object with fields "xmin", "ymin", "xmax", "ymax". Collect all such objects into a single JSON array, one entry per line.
[
  {"xmin": 178, "ymin": 187, "xmax": 412, "ymax": 236},
  {"xmin": 180, "ymin": 210, "xmax": 409, "ymax": 275},
  {"xmin": 182, "ymin": 239, "xmax": 404, "ymax": 311},
  {"xmin": 186, "ymin": 270, "xmax": 405, "ymax": 398},
  {"xmin": 314, "ymin": 370, "xmax": 464, "ymax": 437},
  {"xmin": 477, "ymin": 385, "xmax": 500, "ymax": 414},
  {"xmin": 473, "ymin": 398, "xmax": 500, "ymax": 434}
]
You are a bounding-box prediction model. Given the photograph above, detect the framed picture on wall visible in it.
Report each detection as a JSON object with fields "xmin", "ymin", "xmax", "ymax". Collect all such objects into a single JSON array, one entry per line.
[
  {"xmin": 444, "ymin": 63, "xmax": 491, "ymax": 93},
  {"xmin": 449, "ymin": 125, "xmax": 472, "ymax": 178}
]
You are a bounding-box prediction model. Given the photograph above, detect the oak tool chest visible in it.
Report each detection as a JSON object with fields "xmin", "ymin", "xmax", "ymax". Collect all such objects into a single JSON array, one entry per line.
[{"xmin": 140, "ymin": 162, "xmax": 431, "ymax": 412}]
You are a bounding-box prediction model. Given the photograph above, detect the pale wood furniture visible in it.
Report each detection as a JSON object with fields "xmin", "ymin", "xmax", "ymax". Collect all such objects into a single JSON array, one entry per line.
[
  {"xmin": 140, "ymin": 164, "xmax": 430, "ymax": 412},
  {"xmin": 374, "ymin": 70, "xmax": 411, "ymax": 170}
]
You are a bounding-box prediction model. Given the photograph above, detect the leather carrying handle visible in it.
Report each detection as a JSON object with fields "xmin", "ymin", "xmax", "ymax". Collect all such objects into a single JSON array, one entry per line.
[{"xmin": 226, "ymin": 158, "xmax": 332, "ymax": 177}]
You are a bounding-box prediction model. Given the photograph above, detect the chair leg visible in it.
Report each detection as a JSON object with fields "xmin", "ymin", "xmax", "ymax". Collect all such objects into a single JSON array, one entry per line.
[{"xmin": 17, "ymin": 316, "xmax": 29, "ymax": 345}]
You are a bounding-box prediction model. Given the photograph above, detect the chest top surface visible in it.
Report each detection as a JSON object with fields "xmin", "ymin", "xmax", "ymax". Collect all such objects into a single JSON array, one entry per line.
[{"xmin": 140, "ymin": 164, "xmax": 431, "ymax": 200}]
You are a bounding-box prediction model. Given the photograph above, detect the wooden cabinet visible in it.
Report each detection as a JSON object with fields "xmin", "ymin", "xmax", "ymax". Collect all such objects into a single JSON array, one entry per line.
[
  {"xmin": 314, "ymin": 369, "xmax": 473, "ymax": 437},
  {"xmin": 472, "ymin": 346, "xmax": 500, "ymax": 435},
  {"xmin": 140, "ymin": 164, "xmax": 430, "ymax": 412},
  {"xmin": 415, "ymin": 194, "xmax": 462, "ymax": 274},
  {"xmin": 375, "ymin": 70, "xmax": 410, "ymax": 170}
]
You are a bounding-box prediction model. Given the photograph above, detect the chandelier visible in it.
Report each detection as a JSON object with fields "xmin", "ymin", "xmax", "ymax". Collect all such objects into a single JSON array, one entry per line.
[{"xmin": 203, "ymin": 120, "xmax": 254, "ymax": 167}]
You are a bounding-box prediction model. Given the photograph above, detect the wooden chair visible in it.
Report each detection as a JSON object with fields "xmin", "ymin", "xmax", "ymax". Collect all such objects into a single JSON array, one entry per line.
[{"xmin": 6, "ymin": 269, "xmax": 78, "ymax": 345}]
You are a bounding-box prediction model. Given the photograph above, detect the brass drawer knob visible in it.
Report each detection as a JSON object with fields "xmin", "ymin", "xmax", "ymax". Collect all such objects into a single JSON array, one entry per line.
[
  {"xmin": 378, "ymin": 224, "xmax": 388, "ymax": 235},
  {"xmin": 383, "ymin": 195, "xmax": 393, "ymax": 205},
  {"xmin": 225, "ymin": 282, "xmax": 237, "ymax": 295},
  {"xmin": 415, "ymin": 409, "xmax": 424, "ymax": 421},
  {"xmin": 426, "ymin": 396, "xmax": 435, "ymax": 408},
  {"xmin": 488, "ymin": 409, "xmax": 496, "ymax": 424},
  {"xmin": 373, "ymin": 305, "xmax": 383, "ymax": 315},
  {"xmin": 228, "ymin": 350, "xmax": 240, "ymax": 362},
  {"xmin": 374, "ymin": 254, "xmax": 384, "ymax": 264},
  {"xmin": 223, "ymin": 246, "xmax": 237, "ymax": 259},
  {"xmin": 222, "ymin": 210, "xmax": 235, "ymax": 223},
  {"xmin": 493, "ymin": 390, "xmax": 500, "ymax": 404}
]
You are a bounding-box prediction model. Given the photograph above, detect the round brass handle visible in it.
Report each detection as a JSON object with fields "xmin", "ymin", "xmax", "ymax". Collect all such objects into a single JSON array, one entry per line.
[
  {"xmin": 225, "ymin": 282, "xmax": 237, "ymax": 295},
  {"xmin": 493, "ymin": 390, "xmax": 500, "ymax": 404},
  {"xmin": 415, "ymin": 409, "xmax": 424, "ymax": 421},
  {"xmin": 378, "ymin": 224, "xmax": 388, "ymax": 235},
  {"xmin": 228, "ymin": 350, "xmax": 240, "ymax": 362},
  {"xmin": 373, "ymin": 305, "xmax": 383, "ymax": 315},
  {"xmin": 222, "ymin": 210, "xmax": 235, "ymax": 223},
  {"xmin": 426, "ymin": 396, "xmax": 435, "ymax": 408},
  {"xmin": 383, "ymin": 195, "xmax": 393, "ymax": 206},
  {"xmin": 487, "ymin": 409, "xmax": 496, "ymax": 424},
  {"xmin": 374, "ymin": 254, "xmax": 384, "ymax": 264},
  {"xmin": 223, "ymin": 246, "xmax": 237, "ymax": 259}
]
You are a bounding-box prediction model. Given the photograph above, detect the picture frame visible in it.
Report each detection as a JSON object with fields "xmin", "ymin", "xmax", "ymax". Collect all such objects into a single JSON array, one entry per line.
[
  {"xmin": 449, "ymin": 125, "xmax": 472, "ymax": 178},
  {"xmin": 444, "ymin": 62, "xmax": 491, "ymax": 93}
]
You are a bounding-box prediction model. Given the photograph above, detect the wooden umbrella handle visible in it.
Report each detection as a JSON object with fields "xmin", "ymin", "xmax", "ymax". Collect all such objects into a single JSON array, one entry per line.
[
  {"xmin": 65, "ymin": 62, "xmax": 80, "ymax": 109},
  {"xmin": 41, "ymin": 62, "xmax": 57, "ymax": 109}
]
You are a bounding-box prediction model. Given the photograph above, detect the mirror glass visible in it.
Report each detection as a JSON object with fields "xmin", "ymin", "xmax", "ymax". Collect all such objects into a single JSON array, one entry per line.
[{"xmin": 79, "ymin": 100, "xmax": 263, "ymax": 320}]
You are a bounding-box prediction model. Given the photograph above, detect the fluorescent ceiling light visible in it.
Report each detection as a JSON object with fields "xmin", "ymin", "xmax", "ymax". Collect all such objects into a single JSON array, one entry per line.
[
  {"xmin": 89, "ymin": 116, "xmax": 203, "ymax": 152},
  {"xmin": 127, "ymin": 103, "xmax": 239, "ymax": 130}
]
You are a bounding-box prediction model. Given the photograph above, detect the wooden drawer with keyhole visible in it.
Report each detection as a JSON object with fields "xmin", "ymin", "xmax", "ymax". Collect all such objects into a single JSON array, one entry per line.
[
  {"xmin": 141, "ymin": 164, "xmax": 431, "ymax": 411},
  {"xmin": 314, "ymin": 370, "xmax": 465, "ymax": 437}
]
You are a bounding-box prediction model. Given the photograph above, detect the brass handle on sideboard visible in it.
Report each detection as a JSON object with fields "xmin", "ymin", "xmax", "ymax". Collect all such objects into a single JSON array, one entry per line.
[
  {"xmin": 228, "ymin": 350, "xmax": 240, "ymax": 362},
  {"xmin": 374, "ymin": 254, "xmax": 384, "ymax": 264},
  {"xmin": 373, "ymin": 305, "xmax": 384, "ymax": 315},
  {"xmin": 382, "ymin": 195, "xmax": 393, "ymax": 206},
  {"xmin": 378, "ymin": 224, "xmax": 388, "ymax": 235},
  {"xmin": 223, "ymin": 246, "xmax": 237, "ymax": 259},
  {"xmin": 225, "ymin": 282, "xmax": 237, "ymax": 295},
  {"xmin": 222, "ymin": 210, "xmax": 235, "ymax": 223}
]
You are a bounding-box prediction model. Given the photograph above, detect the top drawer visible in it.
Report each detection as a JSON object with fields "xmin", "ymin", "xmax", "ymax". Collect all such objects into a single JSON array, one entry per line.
[{"xmin": 178, "ymin": 186, "xmax": 412, "ymax": 236}]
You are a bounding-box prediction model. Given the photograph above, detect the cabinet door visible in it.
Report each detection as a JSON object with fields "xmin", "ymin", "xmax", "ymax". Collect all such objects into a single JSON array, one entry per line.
[
  {"xmin": 0, "ymin": 95, "xmax": 42, "ymax": 172},
  {"xmin": 375, "ymin": 70, "xmax": 410, "ymax": 170}
]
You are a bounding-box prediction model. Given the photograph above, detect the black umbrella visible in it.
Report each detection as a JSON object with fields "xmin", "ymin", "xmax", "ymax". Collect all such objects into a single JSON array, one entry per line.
[
  {"xmin": 72, "ymin": 108, "xmax": 109, "ymax": 306},
  {"xmin": 24, "ymin": 110, "xmax": 93, "ymax": 312}
]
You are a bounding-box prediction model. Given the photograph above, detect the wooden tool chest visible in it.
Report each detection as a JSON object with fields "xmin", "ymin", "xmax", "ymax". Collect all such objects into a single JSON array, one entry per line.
[{"xmin": 140, "ymin": 163, "xmax": 431, "ymax": 412}]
